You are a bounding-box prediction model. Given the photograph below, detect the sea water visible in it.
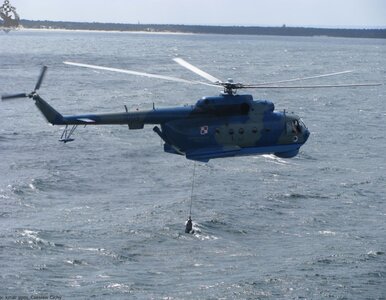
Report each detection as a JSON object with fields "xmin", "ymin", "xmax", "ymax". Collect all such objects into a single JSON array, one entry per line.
[{"xmin": 0, "ymin": 30, "xmax": 385, "ymax": 299}]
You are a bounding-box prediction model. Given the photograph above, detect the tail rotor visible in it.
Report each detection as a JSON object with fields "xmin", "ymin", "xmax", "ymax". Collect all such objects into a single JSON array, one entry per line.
[{"xmin": 1, "ymin": 66, "xmax": 48, "ymax": 101}]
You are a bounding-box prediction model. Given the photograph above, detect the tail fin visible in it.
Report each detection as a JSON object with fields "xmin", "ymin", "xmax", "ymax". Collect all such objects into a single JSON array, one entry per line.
[{"xmin": 34, "ymin": 96, "xmax": 64, "ymax": 125}]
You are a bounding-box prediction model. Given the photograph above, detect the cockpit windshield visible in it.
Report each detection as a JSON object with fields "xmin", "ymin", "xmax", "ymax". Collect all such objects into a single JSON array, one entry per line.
[
  {"xmin": 298, "ymin": 118, "xmax": 307, "ymax": 129},
  {"xmin": 286, "ymin": 117, "xmax": 306, "ymax": 134}
]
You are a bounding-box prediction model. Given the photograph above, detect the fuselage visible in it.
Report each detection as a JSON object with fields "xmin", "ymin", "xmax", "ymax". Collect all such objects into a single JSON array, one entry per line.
[
  {"xmin": 34, "ymin": 93, "xmax": 310, "ymax": 162},
  {"xmin": 157, "ymin": 94, "xmax": 310, "ymax": 161}
]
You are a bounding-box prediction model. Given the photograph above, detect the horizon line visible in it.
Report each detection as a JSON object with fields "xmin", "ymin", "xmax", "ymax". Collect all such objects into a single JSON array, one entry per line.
[{"xmin": 19, "ymin": 19, "xmax": 386, "ymax": 30}]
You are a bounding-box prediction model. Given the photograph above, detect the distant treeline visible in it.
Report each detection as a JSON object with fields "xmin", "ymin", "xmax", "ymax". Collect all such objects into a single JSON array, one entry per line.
[{"xmin": 21, "ymin": 20, "xmax": 386, "ymax": 39}]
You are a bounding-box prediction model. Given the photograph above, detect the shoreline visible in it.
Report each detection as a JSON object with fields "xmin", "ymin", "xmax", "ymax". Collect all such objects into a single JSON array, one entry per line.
[
  {"xmin": 15, "ymin": 20, "xmax": 386, "ymax": 39},
  {"xmin": 4, "ymin": 27, "xmax": 386, "ymax": 41},
  {"xmin": 16, "ymin": 27, "xmax": 194, "ymax": 35}
]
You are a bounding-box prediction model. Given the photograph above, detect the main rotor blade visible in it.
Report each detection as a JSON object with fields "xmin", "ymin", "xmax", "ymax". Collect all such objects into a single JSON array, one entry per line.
[
  {"xmin": 63, "ymin": 61, "xmax": 200, "ymax": 85},
  {"xmin": 1, "ymin": 93, "xmax": 28, "ymax": 100},
  {"xmin": 173, "ymin": 58, "xmax": 222, "ymax": 84},
  {"xmin": 34, "ymin": 66, "xmax": 48, "ymax": 91},
  {"xmin": 243, "ymin": 82, "xmax": 382, "ymax": 89},
  {"xmin": 254, "ymin": 70, "xmax": 354, "ymax": 86}
]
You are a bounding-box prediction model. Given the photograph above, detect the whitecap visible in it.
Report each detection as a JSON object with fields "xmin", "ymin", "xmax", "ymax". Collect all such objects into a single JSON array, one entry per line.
[
  {"xmin": 262, "ymin": 154, "xmax": 292, "ymax": 165},
  {"xmin": 318, "ymin": 230, "xmax": 336, "ymax": 236},
  {"xmin": 106, "ymin": 283, "xmax": 131, "ymax": 290}
]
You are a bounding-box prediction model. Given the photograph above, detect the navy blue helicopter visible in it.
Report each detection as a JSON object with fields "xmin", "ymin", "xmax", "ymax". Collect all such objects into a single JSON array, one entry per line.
[{"xmin": 2, "ymin": 59, "xmax": 379, "ymax": 162}]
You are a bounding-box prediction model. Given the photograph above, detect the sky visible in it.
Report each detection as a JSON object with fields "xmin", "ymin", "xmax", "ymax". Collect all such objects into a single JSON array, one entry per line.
[{"xmin": 9, "ymin": 0, "xmax": 386, "ymax": 28}]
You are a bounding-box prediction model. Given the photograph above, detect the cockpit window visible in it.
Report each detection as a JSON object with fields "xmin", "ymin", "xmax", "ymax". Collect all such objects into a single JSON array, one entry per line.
[
  {"xmin": 298, "ymin": 119, "xmax": 307, "ymax": 129},
  {"xmin": 293, "ymin": 120, "xmax": 301, "ymax": 133},
  {"xmin": 287, "ymin": 118, "xmax": 302, "ymax": 134}
]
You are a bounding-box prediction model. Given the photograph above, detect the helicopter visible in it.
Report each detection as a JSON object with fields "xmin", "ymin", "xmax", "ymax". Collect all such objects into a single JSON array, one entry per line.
[{"xmin": 2, "ymin": 58, "xmax": 380, "ymax": 162}]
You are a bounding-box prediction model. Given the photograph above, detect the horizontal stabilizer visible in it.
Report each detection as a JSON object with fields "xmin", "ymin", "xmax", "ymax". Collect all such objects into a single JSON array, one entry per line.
[{"xmin": 76, "ymin": 118, "xmax": 96, "ymax": 123}]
